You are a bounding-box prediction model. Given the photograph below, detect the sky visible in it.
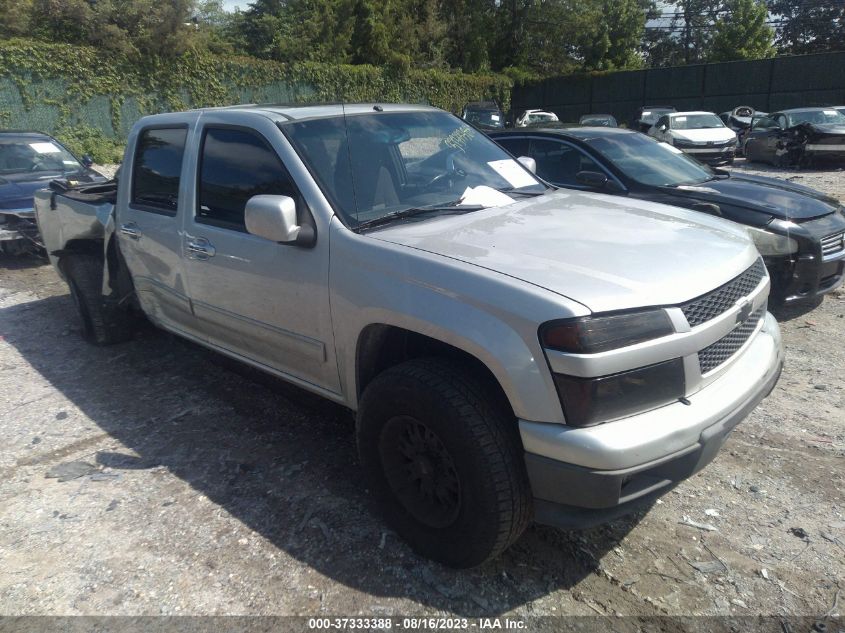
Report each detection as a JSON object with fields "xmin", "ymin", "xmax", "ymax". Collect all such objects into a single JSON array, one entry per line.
[{"xmin": 221, "ymin": 0, "xmax": 244, "ymax": 11}]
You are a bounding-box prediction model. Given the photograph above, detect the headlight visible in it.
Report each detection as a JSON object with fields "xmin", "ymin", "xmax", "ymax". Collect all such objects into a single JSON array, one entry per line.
[
  {"xmin": 540, "ymin": 311, "xmax": 682, "ymax": 427},
  {"xmin": 552, "ymin": 359, "xmax": 685, "ymax": 427},
  {"xmin": 540, "ymin": 310, "xmax": 674, "ymax": 354},
  {"xmin": 746, "ymin": 225, "xmax": 798, "ymax": 256},
  {"xmin": 673, "ymin": 138, "xmax": 701, "ymax": 148}
]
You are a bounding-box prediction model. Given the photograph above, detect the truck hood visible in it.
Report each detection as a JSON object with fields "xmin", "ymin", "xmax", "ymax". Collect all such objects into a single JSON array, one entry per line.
[
  {"xmin": 370, "ymin": 191, "xmax": 757, "ymax": 313},
  {"xmin": 672, "ymin": 128, "xmax": 736, "ymax": 143},
  {"xmin": 667, "ymin": 173, "xmax": 841, "ymax": 221}
]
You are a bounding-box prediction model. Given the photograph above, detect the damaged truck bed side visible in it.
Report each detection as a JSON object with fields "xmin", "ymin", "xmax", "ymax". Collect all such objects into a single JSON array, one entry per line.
[{"xmin": 35, "ymin": 104, "xmax": 783, "ymax": 568}]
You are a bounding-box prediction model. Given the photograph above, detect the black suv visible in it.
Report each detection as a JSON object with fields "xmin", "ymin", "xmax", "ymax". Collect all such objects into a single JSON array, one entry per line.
[{"xmin": 461, "ymin": 101, "xmax": 506, "ymax": 131}]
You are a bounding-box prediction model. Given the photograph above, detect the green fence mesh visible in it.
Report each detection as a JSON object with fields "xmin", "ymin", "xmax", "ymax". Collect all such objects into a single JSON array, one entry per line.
[{"xmin": 512, "ymin": 52, "xmax": 845, "ymax": 125}]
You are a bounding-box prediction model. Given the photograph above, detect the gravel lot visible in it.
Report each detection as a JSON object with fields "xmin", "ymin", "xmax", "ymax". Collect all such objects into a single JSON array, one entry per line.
[{"xmin": 0, "ymin": 162, "xmax": 843, "ymax": 619}]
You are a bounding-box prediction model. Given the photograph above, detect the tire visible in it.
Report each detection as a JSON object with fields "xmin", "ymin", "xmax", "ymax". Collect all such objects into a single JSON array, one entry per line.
[
  {"xmin": 745, "ymin": 145, "xmax": 756, "ymax": 163},
  {"xmin": 62, "ymin": 253, "xmax": 135, "ymax": 345},
  {"xmin": 357, "ymin": 358, "xmax": 532, "ymax": 568}
]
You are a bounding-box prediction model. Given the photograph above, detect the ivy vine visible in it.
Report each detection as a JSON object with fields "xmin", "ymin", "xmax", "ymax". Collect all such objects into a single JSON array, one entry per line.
[{"xmin": 0, "ymin": 37, "xmax": 513, "ymax": 162}]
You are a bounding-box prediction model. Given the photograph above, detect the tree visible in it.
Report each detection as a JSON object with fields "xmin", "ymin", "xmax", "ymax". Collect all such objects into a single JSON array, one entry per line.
[
  {"xmin": 769, "ymin": 0, "xmax": 845, "ymax": 54},
  {"xmin": 708, "ymin": 0, "xmax": 774, "ymax": 61},
  {"xmin": 0, "ymin": 0, "xmax": 33, "ymax": 36},
  {"xmin": 441, "ymin": 0, "xmax": 496, "ymax": 72},
  {"xmin": 644, "ymin": 0, "xmax": 720, "ymax": 66},
  {"xmin": 29, "ymin": 0, "xmax": 95, "ymax": 45},
  {"xmin": 584, "ymin": 0, "xmax": 651, "ymax": 70}
]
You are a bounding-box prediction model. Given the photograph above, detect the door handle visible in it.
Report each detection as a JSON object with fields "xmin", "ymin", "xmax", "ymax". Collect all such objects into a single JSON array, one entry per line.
[
  {"xmin": 185, "ymin": 236, "xmax": 216, "ymax": 260},
  {"xmin": 119, "ymin": 222, "xmax": 141, "ymax": 240}
]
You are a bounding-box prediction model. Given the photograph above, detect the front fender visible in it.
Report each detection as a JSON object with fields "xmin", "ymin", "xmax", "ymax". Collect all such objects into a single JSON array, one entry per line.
[{"xmin": 329, "ymin": 220, "xmax": 589, "ymax": 423}]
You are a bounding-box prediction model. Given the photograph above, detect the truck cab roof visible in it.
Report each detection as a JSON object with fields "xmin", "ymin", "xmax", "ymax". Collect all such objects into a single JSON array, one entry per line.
[{"xmin": 182, "ymin": 102, "xmax": 438, "ymax": 123}]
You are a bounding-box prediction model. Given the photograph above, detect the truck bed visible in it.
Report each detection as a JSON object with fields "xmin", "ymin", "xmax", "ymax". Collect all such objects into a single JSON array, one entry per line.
[{"xmin": 34, "ymin": 181, "xmax": 117, "ymax": 262}]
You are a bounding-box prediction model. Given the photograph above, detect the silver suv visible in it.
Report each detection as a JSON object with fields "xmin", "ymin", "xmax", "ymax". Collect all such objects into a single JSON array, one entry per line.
[{"xmin": 35, "ymin": 104, "xmax": 783, "ymax": 567}]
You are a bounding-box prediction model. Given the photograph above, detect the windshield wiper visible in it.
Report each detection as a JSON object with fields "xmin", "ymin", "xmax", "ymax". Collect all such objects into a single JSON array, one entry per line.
[
  {"xmin": 355, "ymin": 202, "xmax": 484, "ymax": 232},
  {"xmin": 495, "ymin": 187, "xmax": 548, "ymax": 197}
]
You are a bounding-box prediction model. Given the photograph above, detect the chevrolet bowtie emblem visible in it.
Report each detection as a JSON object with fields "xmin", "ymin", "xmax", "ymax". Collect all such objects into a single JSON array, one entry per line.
[{"xmin": 736, "ymin": 299, "xmax": 752, "ymax": 324}]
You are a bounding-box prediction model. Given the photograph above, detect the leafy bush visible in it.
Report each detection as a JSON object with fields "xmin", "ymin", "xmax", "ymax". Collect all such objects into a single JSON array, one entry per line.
[
  {"xmin": 54, "ymin": 125, "xmax": 125, "ymax": 165},
  {"xmin": 0, "ymin": 38, "xmax": 513, "ymax": 151}
]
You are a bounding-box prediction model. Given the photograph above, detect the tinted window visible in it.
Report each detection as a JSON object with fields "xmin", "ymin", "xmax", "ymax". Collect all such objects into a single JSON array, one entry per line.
[
  {"xmin": 495, "ymin": 136, "xmax": 530, "ymax": 157},
  {"xmin": 530, "ymin": 139, "xmax": 601, "ymax": 186},
  {"xmin": 752, "ymin": 116, "xmax": 779, "ymax": 130},
  {"xmin": 198, "ymin": 127, "xmax": 296, "ymax": 230},
  {"xmin": 132, "ymin": 128, "xmax": 187, "ymax": 213}
]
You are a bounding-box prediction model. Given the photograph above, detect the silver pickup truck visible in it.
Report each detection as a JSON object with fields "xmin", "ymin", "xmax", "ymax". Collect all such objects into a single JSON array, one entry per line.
[{"xmin": 35, "ymin": 104, "xmax": 784, "ymax": 568}]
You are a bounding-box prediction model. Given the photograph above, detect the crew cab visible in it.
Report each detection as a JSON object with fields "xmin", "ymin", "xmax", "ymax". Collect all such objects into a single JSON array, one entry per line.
[{"xmin": 35, "ymin": 104, "xmax": 783, "ymax": 568}]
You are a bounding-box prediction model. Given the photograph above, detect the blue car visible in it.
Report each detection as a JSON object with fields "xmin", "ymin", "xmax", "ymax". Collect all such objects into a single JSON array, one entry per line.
[{"xmin": 0, "ymin": 131, "xmax": 107, "ymax": 255}]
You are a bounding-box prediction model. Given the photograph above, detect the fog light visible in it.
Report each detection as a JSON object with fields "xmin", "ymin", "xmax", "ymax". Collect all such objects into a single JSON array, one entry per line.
[{"xmin": 553, "ymin": 358, "xmax": 685, "ymax": 426}]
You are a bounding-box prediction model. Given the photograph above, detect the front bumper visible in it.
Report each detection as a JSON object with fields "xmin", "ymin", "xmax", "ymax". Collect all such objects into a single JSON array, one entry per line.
[
  {"xmin": 0, "ymin": 210, "xmax": 42, "ymax": 246},
  {"xmin": 804, "ymin": 143, "xmax": 845, "ymax": 161},
  {"xmin": 678, "ymin": 146, "xmax": 735, "ymax": 164},
  {"xmin": 521, "ymin": 312, "xmax": 783, "ymax": 529},
  {"xmin": 768, "ymin": 215, "xmax": 845, "ymax": 303}
]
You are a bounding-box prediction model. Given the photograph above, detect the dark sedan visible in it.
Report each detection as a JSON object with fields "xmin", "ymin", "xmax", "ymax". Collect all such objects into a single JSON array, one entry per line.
[
  {"xmin": 0, "ymin": 131, "xmax": 106, "ymax": 254},
  {"xmin": 745, "ymin": 108, "xmax": 845, "ymax": 166},
  {"xmin": 489, "ymin": 127, "xmax": 845, "ymax": 304}
]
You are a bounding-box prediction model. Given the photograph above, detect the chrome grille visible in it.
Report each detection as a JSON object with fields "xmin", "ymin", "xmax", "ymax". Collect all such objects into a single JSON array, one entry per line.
[
  {"xmin": 698, "ymin": 305, "xmax": 766, "ymax": 374},
  {"xmin": 680, "ymin": 259, "xmax": 766, "ymax": 327},
  {"xmin": 821, "ymin": 231, "xmax": 845, "ymax": 261}
]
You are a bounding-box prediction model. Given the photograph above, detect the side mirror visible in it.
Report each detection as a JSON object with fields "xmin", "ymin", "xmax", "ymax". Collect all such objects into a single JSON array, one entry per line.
[
  {"xmin": 517, "ymin": 156, "xmax": 537, "ymax": 174},
  {"xmin": 81, "ymin": 154, "xmax": 94, "ymax": 168},
  {"xmin": 245, "ymin": 195, "xmax": 308, "ymax": 244},
  {"xmin": 576, "ymin": 170, "xmax": 608, "ymax": 189}
]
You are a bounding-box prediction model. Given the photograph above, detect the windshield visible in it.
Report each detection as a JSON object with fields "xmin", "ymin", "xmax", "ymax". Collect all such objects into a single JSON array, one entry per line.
[
  {"xmin": 0, "ymin": 138, "xmax": 82, "ymax": 175},
  {"xmin": 640, "ymin": 109, "xmax": 673, "ymax": 124},
  {"xmin": 671, "ymin": 114, "xmax": 725, "ymax": 130},
  {"xmin": 528, "ymin": 113, "xmax": 557, "ymax": 123},
  {"xmin": 786, "ymin": 110, "xmax": 845, "ymax": 126},
  {"xmin": 463, "ymin": 109, "xmax": 504, "ymax": 129},
  {"xmin": 284, "ymin": 110, "xmax": 545, "ymax": 228},
  {"xmin": 586, "ymin": 133, "xmax": 713, "ymax": 187},
  {"xmin": 580, "ymin": 116, "xmax": 616, "ymax": 127}
]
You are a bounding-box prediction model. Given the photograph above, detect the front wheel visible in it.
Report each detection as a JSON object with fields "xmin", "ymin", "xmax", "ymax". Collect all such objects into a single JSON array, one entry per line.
[{"xmin": 357, "ymin": 358, "xmax": 532, "ymax": 568}]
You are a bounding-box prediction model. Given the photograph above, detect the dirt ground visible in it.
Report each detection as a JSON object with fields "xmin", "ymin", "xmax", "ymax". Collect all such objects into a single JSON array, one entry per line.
[{"xmin": 0, "ymin": 161, "xmax": 843, "ymax": 620}]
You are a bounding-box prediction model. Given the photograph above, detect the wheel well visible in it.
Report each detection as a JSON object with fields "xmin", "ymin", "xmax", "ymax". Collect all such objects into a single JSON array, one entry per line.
[
  {"xmin": 356, "ymin": 324, "xmax": 513, "ymax": 416},
  {"xmin": 55, "ymin": 237, "xmax": 136, "ymax": 305},
  {"xmin": 55, "ymin": 239, "xmax": 103, "ymax": 261}
]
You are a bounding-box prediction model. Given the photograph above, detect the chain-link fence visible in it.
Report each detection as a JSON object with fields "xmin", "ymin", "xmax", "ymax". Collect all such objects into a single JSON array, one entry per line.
[{"xmin": 0, "ymin": 77, "xmax": 318, "ymax": 138}]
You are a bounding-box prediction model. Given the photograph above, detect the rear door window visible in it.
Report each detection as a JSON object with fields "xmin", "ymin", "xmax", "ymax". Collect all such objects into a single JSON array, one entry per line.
[
  {"xmin": 131, "ymin": 127, "xmax": 188, "ymax": 215},
  {"xmin": 494, "ymin": 136, "xmax": 530, "ymax": 158}
]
